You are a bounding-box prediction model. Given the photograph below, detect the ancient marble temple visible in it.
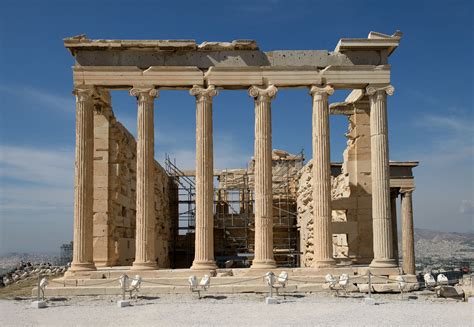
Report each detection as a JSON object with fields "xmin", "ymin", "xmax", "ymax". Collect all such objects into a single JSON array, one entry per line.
[{"xmin": 60, "ymin": 31, "xmax": 418, "ymax": 292}]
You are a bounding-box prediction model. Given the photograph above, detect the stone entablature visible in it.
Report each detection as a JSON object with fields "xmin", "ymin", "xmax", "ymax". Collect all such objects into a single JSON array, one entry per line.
[{"xmin": 65, "ymin": 31, "xmax": 400, "ymax": 69}]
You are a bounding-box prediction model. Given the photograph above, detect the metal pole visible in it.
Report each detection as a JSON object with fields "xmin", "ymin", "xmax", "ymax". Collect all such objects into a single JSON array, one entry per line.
[
  {"xmin": 122, "ymin": 275, "xmax": 128, "ymax": 301},
  {"xmin": 37, "ymin": 274, "xmax": 41, "ymax": 302},
  {"xmin": 268, "ymin": 272, "xmax": 274, "ymax": 298},
  {"xmin": 368, "ymin": 271, "xmax": 372, "ymax": 299}
]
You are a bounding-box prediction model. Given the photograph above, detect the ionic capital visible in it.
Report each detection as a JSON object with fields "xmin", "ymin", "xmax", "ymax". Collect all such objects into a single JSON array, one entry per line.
[
  {"xmin": 309, "ymin": 85, "xmax": 334, "ymax": 99},
  {"xmin": 130, "ymin": 87, "xmax": 159, "ymax": 102},
  {"xmin": 73, "ymin": 86, "xmax": 95, "ymax": 103},
  {"xmin": 190, "ymin": 85, "xmax": 218, "ymax": 101},
  {"xmin": 248, "ymin": 85, "xmax": 278, "ymax": 102},
  {"xmin": 366, "ymin": 84, "xmax": 395, "ymax": 97},
  {"xmin": 400, "ymin": 187, "xmax": 414, "ymax": 196}
]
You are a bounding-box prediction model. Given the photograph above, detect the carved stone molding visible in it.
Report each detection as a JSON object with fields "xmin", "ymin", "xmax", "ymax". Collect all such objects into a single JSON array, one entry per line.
[
  {"xmin": 73, "ymin": 86, "xmax": 95, "ymax": 102},
  {"xmin": 366, "ymin": 84, "xmax": 395, "ymax": 97},
  {"xmin": 400, "ymin": 187, "xmax": 414, "ymax": 195},
  {"xmin": 130, "ymin": 87, "xmax": 159, "ymax": 102},
  {"xmin": 248, "ymin": 85, "xmax": 278, "ymax": 102},
  {"xmin": 309, "ymin": 85, "xmax": 334, "ymax": 100},
  {"xmin": 190, "ymin": 85, "xmax": 218, "ymax": 102}
]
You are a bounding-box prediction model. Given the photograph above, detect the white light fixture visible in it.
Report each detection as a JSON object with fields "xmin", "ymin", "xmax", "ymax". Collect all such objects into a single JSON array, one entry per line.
[
  {"xmin": 199, "ymin": 275, "xmax": 210, "ymax": 290},
  {"xmin": 424, "ymin": 273, "xmax": 436, "ymax": 288},
  {"xmin": 437, "ymin": 274, "xmax": 448, "ymax": 285}
]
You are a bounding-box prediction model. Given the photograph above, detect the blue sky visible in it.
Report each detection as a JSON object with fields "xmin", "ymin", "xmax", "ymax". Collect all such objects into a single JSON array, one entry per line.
[{"xmin": 0, "ymin": 0, "xmax": 472, "ymax": 254}]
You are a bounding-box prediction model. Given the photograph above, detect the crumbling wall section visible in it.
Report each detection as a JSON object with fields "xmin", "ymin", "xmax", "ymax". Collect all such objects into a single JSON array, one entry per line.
[
  {"xmin": 93, "ymin": 104, "xmax": 174, "ymax": 267},
  {"xmin": 297, "ymin": 104, "xmax": 373, "ymax": 267},
  {"xmin": 296, "ymin": 160, "xmax": 350, "ymax": 267}
]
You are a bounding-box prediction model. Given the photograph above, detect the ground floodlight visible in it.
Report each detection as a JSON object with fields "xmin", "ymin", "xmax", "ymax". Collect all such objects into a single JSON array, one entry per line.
[
  {"xmin": 38, "ymin": 277, "xmax": 48, "ymax": 301},
  {"xmin": 278, "ymin": 271, "xmax": 288, "ymax": 287},
  {"xmin": 199, "ymin": 275, "xmax": 210, "ymax": 290},
  {"xmin": 325, "ymin": 274, "xmax": 337, "ymax": 287},
  {"xmin": 325, "ymin": 274, "xmax": 338, "ymax": 296},
  {"xmin": 131, "ymin": 275, "xmax": 142, "ymax": 289},
  {"xmin": 339, "ymin": 274, "xmax": 349, "ymax": 286},
  {"xmin": 39, "ymin": 277, "xmax": 48, "ymax": 290},
  {"xmin": 338, "ymin": 274, "xmax": 350, "ymax": 296},
  {"xmin": 423, "ymin": 273, "xmax": 436, "ymax": 288},
  {"xmin": 188, "ymin": 275, "xmax": 197, "ymax": 289},
  {"xmin": 437, "ymin": 274, "xmax": 448, "ymax": 285},
  {"xmin": 119, "ymin": 274, "xmax": 128, "ymax": 288},
  {"xmin": 396, "ymin": 275, "xmax": 406, "ymax": 289},
  {"xmin": 396, "ymin": 275, "xmax": 406, "ymax": 299},
  {"xmin": 265, "ymin": 272, "xmax": 275, "ymax": 287}
]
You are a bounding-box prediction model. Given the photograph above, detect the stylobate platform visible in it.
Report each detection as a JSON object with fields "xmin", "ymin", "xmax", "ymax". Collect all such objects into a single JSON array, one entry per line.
[{"xmin": 37, "ymin": 266, "xmax": 418, "ymax": 296}]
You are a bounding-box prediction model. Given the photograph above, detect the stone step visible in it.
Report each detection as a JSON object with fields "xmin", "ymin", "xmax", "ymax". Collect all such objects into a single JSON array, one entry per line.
[
  {"xmin": 53, "ymin": 273, "xmax": 405, "ymax": 289},
  {"xmin": 41, "ymin": 279, "xmax": 416, "ymax": 296},
  {"xmin": 69, "ymin": 266, "xmax": 403, "ymax": 280}
]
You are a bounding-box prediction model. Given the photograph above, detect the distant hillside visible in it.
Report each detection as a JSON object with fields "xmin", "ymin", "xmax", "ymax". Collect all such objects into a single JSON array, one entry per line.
[
  {"xmin": 410, "ymin": 228, "xmax": 474, "ymax": 261},
  {"xmin": 414, "ymin": 228, "xmax": 474, "ymax": 243}
]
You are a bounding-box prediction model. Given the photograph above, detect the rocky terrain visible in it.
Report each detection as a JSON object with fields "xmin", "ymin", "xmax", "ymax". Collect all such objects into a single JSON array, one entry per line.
[
  {"xmin": 0, "ymin": 253, "xmax": 67, "ymax": 298},
  {"xmin": 0, "ymin": 252, "xmax": 61, "ymax": 274}
]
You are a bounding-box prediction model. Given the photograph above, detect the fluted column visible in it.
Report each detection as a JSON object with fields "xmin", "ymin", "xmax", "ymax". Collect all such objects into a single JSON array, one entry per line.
[
  {"xmin": 310, "ymin": 85, "xmax": 336, "ymax": 268},
  {"xmin": 401, "ymin": 188, "xmax": 415, "ymax": 275},
  {"xmin": 390, "ymin": 189, "xmax": 399, "ymax": 264},
  {"xmin": 130, "ymin": 87, "xmax": 158, "ymax": 270},
  {"xmin": 70, "ymin": 86, "xmax": 96, "ymax": 272},
  {"xmin": 367, "ymin": 84, "xmax": 396, "ymax": 268},
  {"xmin": 190, "ymin": 85, "xmax": 218, "ymax": 270},
  {"xmin": 249, "ymin": 85, "xmax": 277, "ymax": 269}
]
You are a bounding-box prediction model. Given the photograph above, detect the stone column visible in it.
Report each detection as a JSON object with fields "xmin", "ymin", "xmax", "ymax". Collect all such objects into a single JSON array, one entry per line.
[
  {"xmin": 390, "ymin": 189, "xmax": 399, "ymax": 264},
  {"xmin": 130, "ymin": 87, "xmax": 158, "ymax": 270},
  {"xmin": 366, "ymin": 84, "xmax": 396, "ymax": 268},
  {"xmin": 249, "ymin": 85, "xmax": 277, "ymax": 269},
  {"xmin": 190, "ymin": 85, "xmax": 218, "ymax": 270},
  {"xmin": 70, "ymin": 87, "xmax": 96, "ymax": 272},
  {"xmin": 401, "ymin": 188, "xmax": 415, "ymax": 275},
  {"xmin": 310, "ymin": 85, "xmax": 336, "ymax": 268}
]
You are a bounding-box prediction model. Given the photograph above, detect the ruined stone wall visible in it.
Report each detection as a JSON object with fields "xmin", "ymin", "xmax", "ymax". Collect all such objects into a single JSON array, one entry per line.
[
  {"xmin": 93, "ymin": 104, "xmax": 174, "ymax": 267},
  {"xmin": 297, "ymin": 161, "xmax": 351, "ymax": 267},
  {"xmin": 297, "ymin": 103, "xmax": 373, "ymax": 267}
]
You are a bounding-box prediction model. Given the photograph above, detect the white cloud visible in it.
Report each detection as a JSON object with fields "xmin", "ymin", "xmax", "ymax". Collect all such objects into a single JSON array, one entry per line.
[
  {"xmin": 0, "ymin": 185, "xmax": 73, "ymax": 211},
  {"xmin": 0, "ymin": 85, "xmax": 73, "ymax": 113},
  {"xmin": 419, "ymin": 114, "xmax": 473, "ymax": 134},
  {"xmin": 407, "ymin": 112, "xmax": 474, "ymax": 165},
  {"xmin": 399, "ymin": 111, "xmax": 474, "ymax": 232},
  {"xmin": 0, "ymin": 146, "xmax": 74, "ymax": 255},
  {"xmin": 0, "ymin": 145, "xmax": 74, "ymax": 187},
  {"xmin": 0, "ymin": 145, "xmax": 74, "ymax": 215}
]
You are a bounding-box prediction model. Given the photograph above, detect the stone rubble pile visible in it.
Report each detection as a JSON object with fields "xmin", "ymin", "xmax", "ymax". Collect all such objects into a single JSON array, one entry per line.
[{"xmin": 0, "ymin": 261, "xmax": 68, "ymax": 287}]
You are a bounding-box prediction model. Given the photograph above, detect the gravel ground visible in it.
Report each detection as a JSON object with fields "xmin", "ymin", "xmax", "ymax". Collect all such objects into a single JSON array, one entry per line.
[{"xmin": 0, "ymin": 292, "xmax": 472, "ymax": 326}]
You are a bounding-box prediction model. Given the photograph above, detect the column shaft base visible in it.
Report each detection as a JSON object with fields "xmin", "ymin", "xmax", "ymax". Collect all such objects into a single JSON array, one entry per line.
[
  {"xmin": 69, "ymin": 262, "xmax": 96, "ymax": 272},
  {"xmin": 312, "ymin": 258, "xmax": 336, "ymax": 268},
  {"xmin": 369, "ymin": 258, "xmax": 397, "ymax": 268},
  {"xmin": 191, "ymin": 260, "xmax": 217, "ymax": 270},
  {"xmin": 251, "ymin": 260, "xmax": 276, "ymax": 269},
  {"xmin": 131, "ymin": 261, "xmax": 158, "ymax": 270}
]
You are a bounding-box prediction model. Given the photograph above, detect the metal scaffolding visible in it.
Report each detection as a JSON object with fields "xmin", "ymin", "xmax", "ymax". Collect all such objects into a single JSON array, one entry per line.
[{"xmin": 165, "ymin": 151, "xmax": 303, "ymax": 268}]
